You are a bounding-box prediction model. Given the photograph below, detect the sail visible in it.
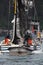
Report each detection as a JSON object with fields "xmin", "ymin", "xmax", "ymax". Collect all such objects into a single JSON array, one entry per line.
[{"xmin": 12, "ymin": 0, "xmax": 40, "ymax": 44}]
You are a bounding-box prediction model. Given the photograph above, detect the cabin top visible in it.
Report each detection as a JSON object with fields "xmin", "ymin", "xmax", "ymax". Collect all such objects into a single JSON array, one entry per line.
[{"xmin": 30, "ymin": 22, "xmax": 39, "ymax": 25}]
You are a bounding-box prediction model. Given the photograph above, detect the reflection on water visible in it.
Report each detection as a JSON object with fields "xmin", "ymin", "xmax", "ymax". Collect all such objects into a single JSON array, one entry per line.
[
  {"xmin": 0, "ymin": 53, "xmax": 43, "ymax": 65},
  {"xmin": 0, "ymin": 37, "xmax": 43, "ymax": 65},
  {"xmin": 0, "ymin": 49, "xmax": 43, "ymax": 65}
]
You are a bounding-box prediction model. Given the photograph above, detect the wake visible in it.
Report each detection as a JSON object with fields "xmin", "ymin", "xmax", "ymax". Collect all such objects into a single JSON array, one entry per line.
[{"xmin": 32, "ymin": 49, "xmax": 43, "ymax": 54}]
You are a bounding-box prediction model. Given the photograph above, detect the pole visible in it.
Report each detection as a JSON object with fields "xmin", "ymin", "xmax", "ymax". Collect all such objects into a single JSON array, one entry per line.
[{"xmin": 12, "ymin": 0, "xmax": 19, "ymax": 44}]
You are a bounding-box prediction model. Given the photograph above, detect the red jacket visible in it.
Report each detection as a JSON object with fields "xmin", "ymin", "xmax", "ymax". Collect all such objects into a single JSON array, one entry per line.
[{"xmin": 27, "ymin": 39, "xmax": 32, "ymax": 45}]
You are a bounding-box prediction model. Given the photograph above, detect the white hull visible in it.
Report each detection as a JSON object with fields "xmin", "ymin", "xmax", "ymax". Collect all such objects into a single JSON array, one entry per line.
[
  {"xmin": 0, "ymin": 43, "xmax": 41, "ymax": 50},
  {"xmin": 0, "ymin": 44, "xmax": 22, "ymax": 50},
  {"xmin": 0, "ymin": 41, "xmax": 41, "ymax": 54}
]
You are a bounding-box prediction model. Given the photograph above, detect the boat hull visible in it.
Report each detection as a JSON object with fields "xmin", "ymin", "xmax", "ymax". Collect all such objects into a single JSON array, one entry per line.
[
  {"xmin": 9, "ymin": 45, "xmax": 41, "ymax": 55},
  {"xmin": 0, "ymin": 44, "xmax": 41, "ymax": 51},
  {"xmin": 9, "ymin": 47, "xmax": 32, "ymax": 55},
  {"xmin": 0, "ymin": 44, "xmax": 21, "ymax": 50},
  {"xmin": 0, "ymin": 43, "xmax": 41, "ymax": 55}
]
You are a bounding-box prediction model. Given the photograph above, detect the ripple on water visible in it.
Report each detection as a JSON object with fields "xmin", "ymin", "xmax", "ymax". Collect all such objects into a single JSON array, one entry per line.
[{"xmin": 0, "ymin": 51, "xmax": 43, "ymax": 65}]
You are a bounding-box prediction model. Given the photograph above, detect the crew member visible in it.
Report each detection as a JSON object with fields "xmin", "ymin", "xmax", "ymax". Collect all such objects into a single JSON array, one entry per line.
[
  {"xmin": 4, "ymin": 35, "xmax": 11, "ymax": 45},
  {"xmin": 27, "ymin": 38, "xmax": 32, "ymax": 46},
  {"xmin": 23, "ymin": 30, "xmax": 32, "ymax": 46}
]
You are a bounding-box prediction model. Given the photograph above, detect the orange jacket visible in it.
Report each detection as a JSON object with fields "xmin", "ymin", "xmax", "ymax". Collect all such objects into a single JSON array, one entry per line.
[
  {"xmin": 27, "ymin": 39, "xmax": 32, "ymax": 45},
  {"xmin": 5, "ymin": 38, "xmax": 10, "ymax": 45}
]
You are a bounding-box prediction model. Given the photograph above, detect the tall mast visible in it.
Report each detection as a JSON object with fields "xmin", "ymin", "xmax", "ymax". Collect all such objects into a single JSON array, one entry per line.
[
  {"xmin": 12, "ymin": 0, "xmax": 21, "ymax": 44},
  {"xmin": 12, "ymin": 0, "xmax": 17, "ymax": 44}
]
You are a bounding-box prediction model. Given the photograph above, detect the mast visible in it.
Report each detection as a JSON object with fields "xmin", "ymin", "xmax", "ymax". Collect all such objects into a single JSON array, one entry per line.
[
  {"xmin": 12, "ymin": 0, "xmax": 18, "ymax": 44},
  {"xmin": 12, "ymin": 0, "xmax": 22, "ymax": 44}
]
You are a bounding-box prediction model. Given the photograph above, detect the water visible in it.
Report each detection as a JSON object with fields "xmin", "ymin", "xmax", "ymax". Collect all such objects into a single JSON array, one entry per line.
[{"xmin": 0, "ymin": 37, "xmax": 43, "ymax": 65}]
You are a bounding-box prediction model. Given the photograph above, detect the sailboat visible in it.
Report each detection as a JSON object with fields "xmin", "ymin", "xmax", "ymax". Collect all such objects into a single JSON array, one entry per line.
[{"xmin": 0, "ymin": 0, "xmax": 41, "ymax": 54}]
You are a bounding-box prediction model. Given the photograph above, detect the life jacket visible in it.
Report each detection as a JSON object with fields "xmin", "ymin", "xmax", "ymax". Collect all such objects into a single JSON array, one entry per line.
[
  {"xmin": 5, "ymin": 38, "xmax": 10, "ymax": 45},
  {"xmin": 27, "ymin": 39, "xmax": 32, "ymax": 45}
]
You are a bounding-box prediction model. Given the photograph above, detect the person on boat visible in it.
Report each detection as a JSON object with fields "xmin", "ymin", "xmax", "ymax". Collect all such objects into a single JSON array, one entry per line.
[
  {"xmin": 23, "ymin": 30, "xmax": 33, "ymax": 46},
  {"xmin": 23, "ymin": 31, "xmax": 29, "ymax": 45},
  {"xmin": 4, "ymin": 34, "xmax": 11, "ymax": 45},
  {"xmin": 27, "ymin": 33, "xmax": 32, "ymax": 46},
  {"xmin": 0, "ymin": 34, "xmax": 11, "ymax": 45}
]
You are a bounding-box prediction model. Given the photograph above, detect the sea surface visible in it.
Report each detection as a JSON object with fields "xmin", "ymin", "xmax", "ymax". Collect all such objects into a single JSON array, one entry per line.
[{"xmin": 0, "ymin": 37, "xmax": 43, "ymax": 65}]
